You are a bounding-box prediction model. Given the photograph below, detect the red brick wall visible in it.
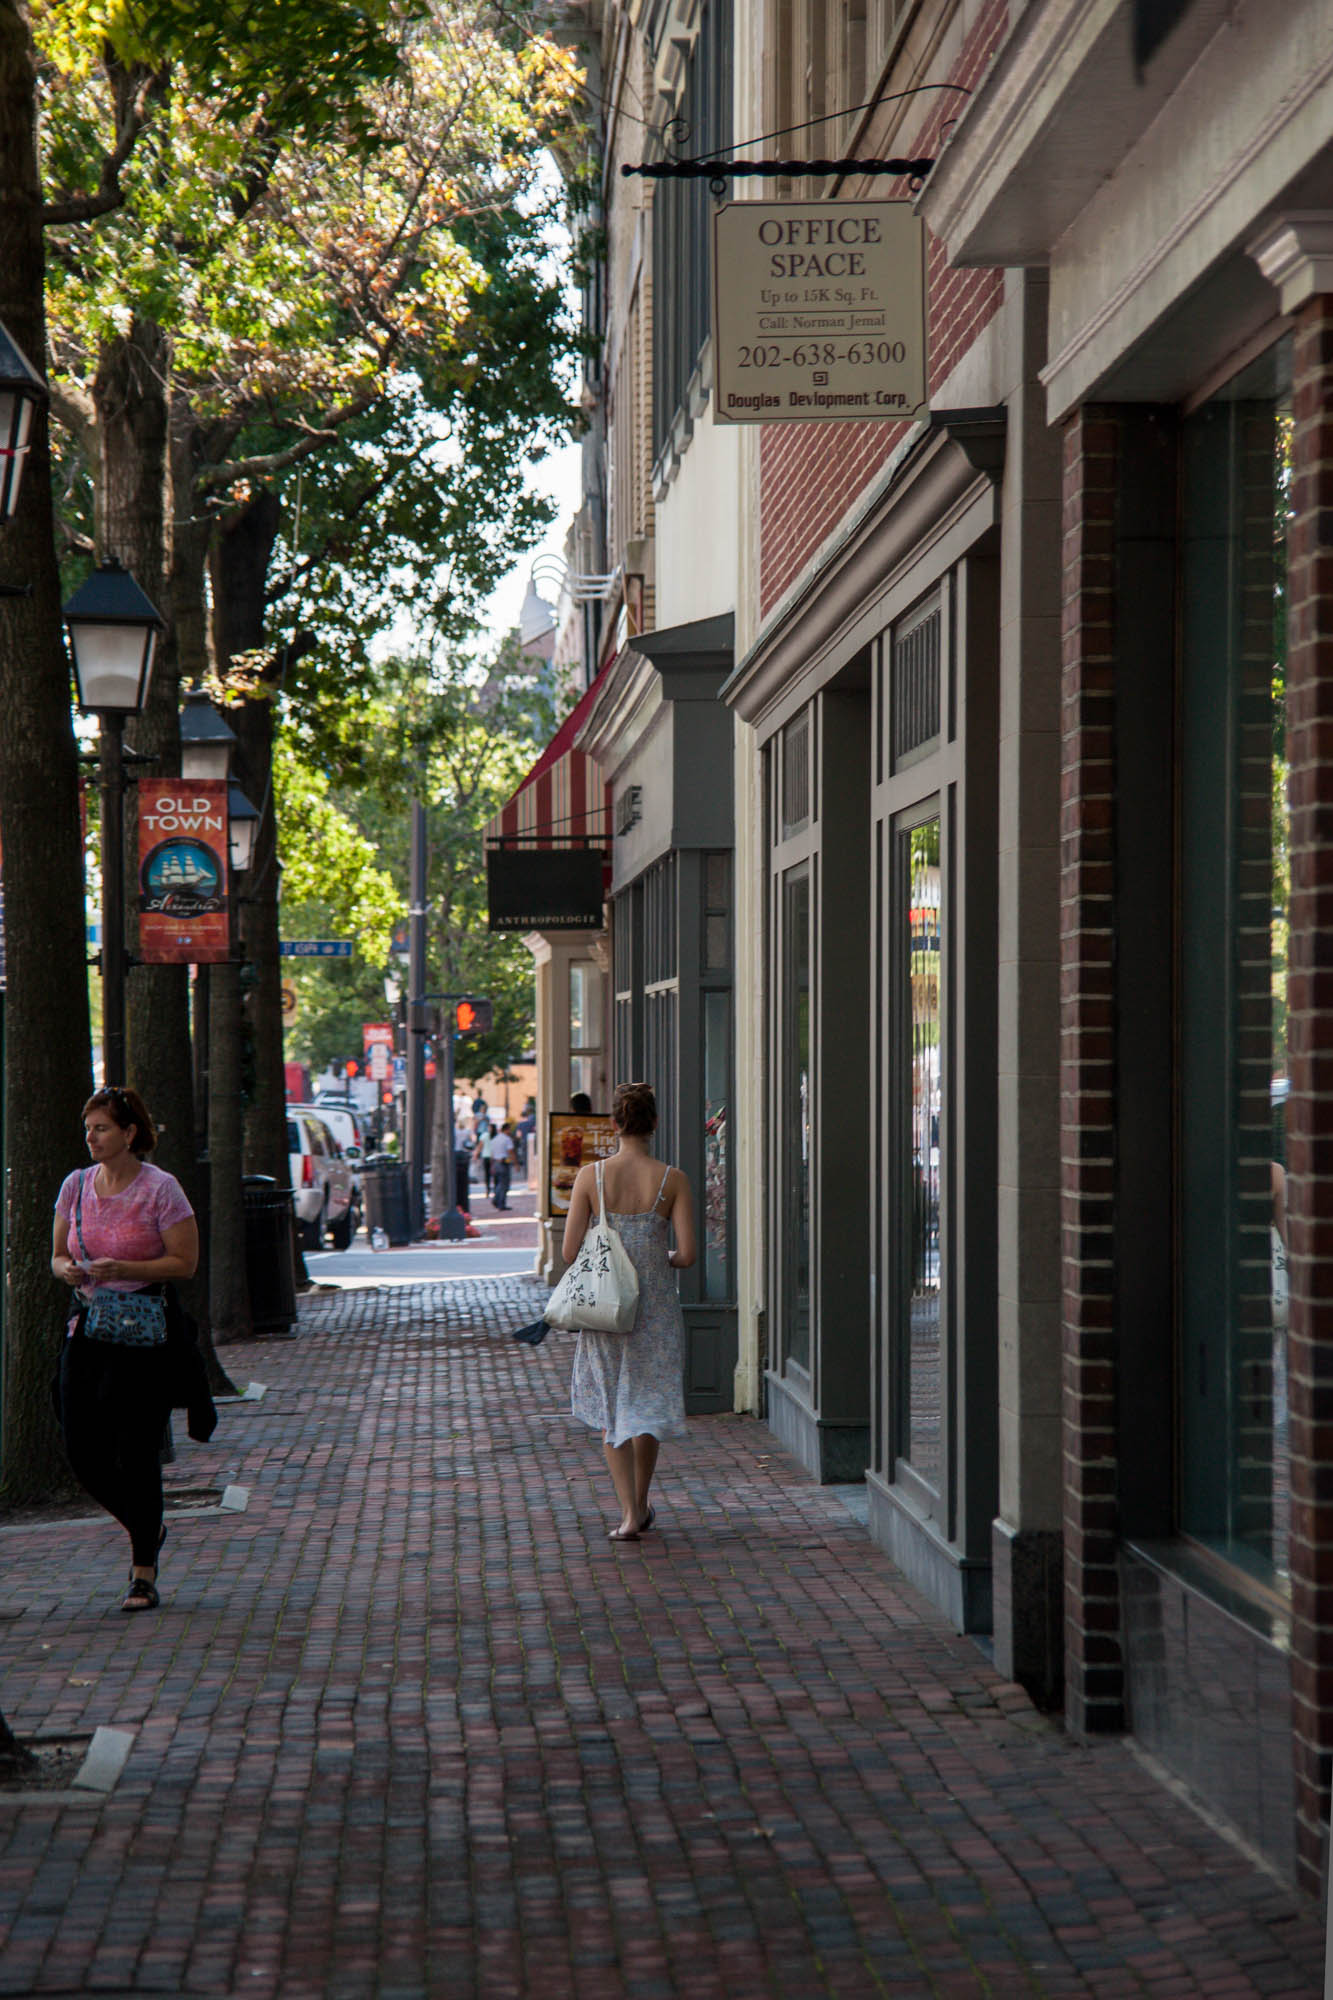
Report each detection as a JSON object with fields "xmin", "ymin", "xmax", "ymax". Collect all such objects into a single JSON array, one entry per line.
[
  {"xmin": 758, "ymin": 0, "xmax": 1008, "ymax": 618},
  {"xmin": 1058, "ymin": 408, "xmax": 1123, "ymax": 1737},
  {"xmin": 1285, "ymin": 294, "xmax": 1333, "ymax": 1899}
]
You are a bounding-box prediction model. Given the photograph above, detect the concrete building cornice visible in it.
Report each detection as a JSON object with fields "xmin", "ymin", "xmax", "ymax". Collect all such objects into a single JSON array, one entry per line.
[
  {"xmin": 1248, "ymin": 213, "xmax": 1333, "ymax": 314},
  {"xmin": 724, "ymin": 415, "xmax": 1003, "ymax": 728},
  {"xmin": 575, "ymin": 646, "xmax": 662, "ymax": 770},
  {"xmin": 918, "ymin": 0, "xmax": 1236, "ymax": 268}
]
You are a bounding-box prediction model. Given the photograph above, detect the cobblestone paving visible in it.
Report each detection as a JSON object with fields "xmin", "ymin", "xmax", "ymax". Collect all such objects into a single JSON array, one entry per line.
[{"xmin": 0, "ymin": 1276, "xmax": 1323, "ymax": 1998}]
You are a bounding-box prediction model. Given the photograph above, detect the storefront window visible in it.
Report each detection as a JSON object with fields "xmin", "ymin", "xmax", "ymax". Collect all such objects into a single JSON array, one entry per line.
[
  {"xmin": 781, "ymin": 866, "xmax": 812, "ymax": 1372},
  {"xmin": 1179, "ymin": 334, "xmax": 1292, "ymax": 1586},
  {"xmin": 703, "ymin": 989, "xmax": 730, "ymax": 1300},
  {"xmin": 570, "ymin": 961, "xmax": 604, "ymax": 1105},
  {"xmin": 900, "ymin": 815, "xmax": 942, "ymax": 1485}
]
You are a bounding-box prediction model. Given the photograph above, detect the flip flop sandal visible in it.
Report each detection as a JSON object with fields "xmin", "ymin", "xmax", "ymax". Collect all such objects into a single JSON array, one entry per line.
[{"xmin": 121, "ymin": 1574, "xmax": 160, "ymax": 1612}]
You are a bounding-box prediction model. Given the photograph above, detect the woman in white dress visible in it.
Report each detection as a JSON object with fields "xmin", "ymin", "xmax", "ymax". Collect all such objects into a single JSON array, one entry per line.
[{"xmin": 563, "ymin": 1081, "xmax": 696, "ymax": 1541}]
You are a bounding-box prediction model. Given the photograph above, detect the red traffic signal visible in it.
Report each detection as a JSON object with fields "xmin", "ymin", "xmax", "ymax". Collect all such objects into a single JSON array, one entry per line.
[
  {"xmin": 454, "ymin": 997, "xmax": 493, "ymax": 1035},
  {"xmin": 345, "ymin": 1058, "xmax": 359, "ymax": 1078}
]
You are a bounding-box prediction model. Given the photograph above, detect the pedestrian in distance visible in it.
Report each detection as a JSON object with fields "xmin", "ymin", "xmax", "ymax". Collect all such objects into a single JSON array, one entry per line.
[
  {"xmin": 453, "ymin": 1114, "xmax": 473, "ymax": 1215},
  {"xmin": 563, "ymin": 1081, "xmax": 695, "ymax": 1542},
  {"xmin": 570, "ymin": 1091, "xmax": 593, "ymax": 1115},
  {"xmin": 490, "ymin": 1121, "xmax": 515, "ymax": 1210},
  {"xmin": 477, "ymin": 1117, "xmax": 494, "ymax": 1198},
  {"xmin": 51, "ymin": 1087, "xmax": 200, "ymax": 1612}
]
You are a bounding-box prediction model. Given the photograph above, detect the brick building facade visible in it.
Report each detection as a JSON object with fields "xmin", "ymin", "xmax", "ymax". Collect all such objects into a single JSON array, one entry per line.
[{"xmin": 510, "ymin": 0, "xmax": 1333, "ymax": 1896}]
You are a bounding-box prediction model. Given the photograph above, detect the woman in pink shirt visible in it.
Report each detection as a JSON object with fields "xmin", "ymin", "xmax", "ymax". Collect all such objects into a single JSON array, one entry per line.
[{"xmin": 52, "ymin": 1087, "xmax": 198, "ymax": 1611}]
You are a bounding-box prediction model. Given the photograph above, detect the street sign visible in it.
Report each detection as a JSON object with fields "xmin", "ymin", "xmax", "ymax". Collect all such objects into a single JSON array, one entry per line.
[
  {"xmin": 363, "ymin": 1022, "xmax": 394, "ymax": 1050},
  {"xmin": 369, "ymin": 1043, "xmax": 390, "ymax": 1081},
  {"xmin": 279, "ymin": 940, "xmax": 354, "ymax": 958}
]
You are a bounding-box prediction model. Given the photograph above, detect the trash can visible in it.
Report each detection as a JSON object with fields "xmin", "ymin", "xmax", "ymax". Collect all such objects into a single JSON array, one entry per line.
[
  {"xmin": 242, "ymin": 1175, "xmax": 298, "ymax": 1336},
  {"xmin": 362, "ymin": 1155, "xmax": 412, "ymax": 1245}
]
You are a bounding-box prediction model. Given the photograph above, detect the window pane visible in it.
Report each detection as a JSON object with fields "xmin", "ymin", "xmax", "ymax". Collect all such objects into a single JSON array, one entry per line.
[
  {"xmin": 782, "ymin": 868, "xmax": 811, "ymax": 1371},
  {"xmin": 703, "ymin": 989, "xmax": 731, "ymax": 1300},
  {"xmin": 902, "ymin": 816, "xmax": 941, "ymax": 1485},
  {"xmin": 570, "ymin": 962, "xmax": 603, "ymax": 1051},
  {"xmin": 1179, "ymin": 334, "xmax": 1292, "ymax": 1585}
]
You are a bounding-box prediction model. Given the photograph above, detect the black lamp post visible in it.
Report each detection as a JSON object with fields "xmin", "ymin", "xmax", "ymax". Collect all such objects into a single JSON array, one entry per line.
[
  {"xmin": 178, "ymin": 688, "xmax": 259, "ymax": 1139},
  {"xmin": 64, "ymin": 559, "xmax": 165, "ymax": 1084}
]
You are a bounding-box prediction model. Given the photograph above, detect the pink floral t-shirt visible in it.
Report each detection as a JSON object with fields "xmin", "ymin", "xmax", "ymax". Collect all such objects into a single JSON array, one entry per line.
[{"xmin": 55, "ymin": 1162, "xmax": 194, "ymax": 1293}]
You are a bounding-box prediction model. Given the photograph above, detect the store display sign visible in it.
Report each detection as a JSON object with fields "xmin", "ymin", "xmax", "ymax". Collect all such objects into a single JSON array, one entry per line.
[
  {"xmin": 712, "ymin": 199, "xmax": 928, "ymax": 424},
  {"xmin": 137, "ymin": 779, "xmax": 229, "ymax": 964},
  {"xmin": 546, "ymin": 1113, "xmax": 618, "ymax": 1218},
  {"xmin": 487, "ymin": 847, "xmax": 605, "ymax": 932}
]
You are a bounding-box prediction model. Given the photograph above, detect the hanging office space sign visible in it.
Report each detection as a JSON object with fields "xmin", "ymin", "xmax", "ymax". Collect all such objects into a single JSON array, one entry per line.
[
  {"xmin": 137, "ymin": 779, "xmax": 230, "ymax": 964},
  {"xmin": 712, "ymin": 199, "xmax": 928, "ymax": 424}
]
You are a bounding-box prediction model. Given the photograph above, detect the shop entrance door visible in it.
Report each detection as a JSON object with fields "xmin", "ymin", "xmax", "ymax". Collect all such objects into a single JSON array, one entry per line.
[{"xmin": 867, "ymin": 567, "xmax": 997, "ymax": 1632}]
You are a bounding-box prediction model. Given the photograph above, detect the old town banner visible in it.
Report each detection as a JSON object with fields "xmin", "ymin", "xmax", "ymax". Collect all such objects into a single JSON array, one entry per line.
[{"xmin": 137, "ymin": 779, "xmax": 230, "ymax": 964}]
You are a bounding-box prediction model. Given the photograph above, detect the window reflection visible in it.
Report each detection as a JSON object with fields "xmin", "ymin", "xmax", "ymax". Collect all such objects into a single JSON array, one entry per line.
[
  {"xmin": 905, "ymin": 817, "xmax": 941, "ymax": 1484},
  {"xmin": 783, "ymin": 868, "xmax": 811, "ymax": 1372},
  {"xmin": 1179, "ymin": 333, "xmax": 1292, "ymax": 1586}
]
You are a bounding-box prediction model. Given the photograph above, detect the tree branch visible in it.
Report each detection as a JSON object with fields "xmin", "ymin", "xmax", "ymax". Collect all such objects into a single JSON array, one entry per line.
[
  {"xmin": 41, "ymin": 60, "xmax": 166, "ymax": 228},
  {"xmin": 197, "ymin": 387, "xmax": 384, "ymax": 490}
]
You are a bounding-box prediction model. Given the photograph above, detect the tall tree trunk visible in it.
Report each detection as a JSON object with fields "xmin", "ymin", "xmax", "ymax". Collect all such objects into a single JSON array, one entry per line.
[
  {"xmin": 0, "ymin": 1, "xmax": 90, "ymax": 1503},
  {"xmin": 210, "ymin": 493, "xmax": 292, "ymax": 1309},
  {"xmin": 94, "ymin": 320, "xmax": 187, "ymax": 1147},
  {"xmin": 211, "ymin": 495, "xmax": 290, "ymax": 1189},
  {"xmin": 207, "ymin": 958, "xmax": 248, "ymax": 1338},
  {"xmin": 168, "ymin": 396, "xmax": 236, "ymax": 1387}
]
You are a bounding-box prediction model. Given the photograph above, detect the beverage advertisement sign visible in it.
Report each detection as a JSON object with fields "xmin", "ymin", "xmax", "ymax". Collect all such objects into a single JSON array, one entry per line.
[
  {"xmin": 546, "ymin": 1113, "xmax": 618, "ymax": 1217},
  {"xmin": 137, "ymin": 779, "xmax": 230, "ymax": 964}
]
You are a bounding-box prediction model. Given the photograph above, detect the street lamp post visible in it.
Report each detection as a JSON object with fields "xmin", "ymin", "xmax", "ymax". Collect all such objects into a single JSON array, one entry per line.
[
  {"xmin": 64, "ymin": 560, "xmax": 165, "ymax": 1085},
  {"xmin": 178, "ymin": 686, "xmax": 261, "ymax": 1344},
  {"xmin": 179, "ymin": 688, "xmax": 260, "ymax": 1138}
]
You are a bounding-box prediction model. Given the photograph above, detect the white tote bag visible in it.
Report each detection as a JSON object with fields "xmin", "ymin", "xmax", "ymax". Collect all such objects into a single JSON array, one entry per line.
[{"xmin": 544, "ymin": 1160, "xmax": 640, "ymax": 1334}]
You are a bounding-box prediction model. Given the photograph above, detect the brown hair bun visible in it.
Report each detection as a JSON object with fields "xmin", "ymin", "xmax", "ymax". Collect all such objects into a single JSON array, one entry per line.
[{"xmin": 612, "ymin": 1080, "xmax": 657, "ymax": 1136}]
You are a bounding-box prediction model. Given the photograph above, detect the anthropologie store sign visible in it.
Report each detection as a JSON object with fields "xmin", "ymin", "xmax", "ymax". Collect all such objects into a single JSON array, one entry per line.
[{"xmin": 712, "ymin": 199, "xmax": 928, "ymax": 424}]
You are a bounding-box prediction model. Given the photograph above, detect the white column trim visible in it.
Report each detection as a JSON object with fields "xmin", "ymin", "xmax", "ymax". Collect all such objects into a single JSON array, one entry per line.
[{"xmin": 1248, "ymin": 213, "xmax": 1333, "ymax": 314}]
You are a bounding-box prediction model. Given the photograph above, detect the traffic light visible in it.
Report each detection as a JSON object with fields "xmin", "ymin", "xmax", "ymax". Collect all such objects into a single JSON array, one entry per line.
[{"xmin": 454, "ymin": 997, "xmax": 493, "ymax": 1035}]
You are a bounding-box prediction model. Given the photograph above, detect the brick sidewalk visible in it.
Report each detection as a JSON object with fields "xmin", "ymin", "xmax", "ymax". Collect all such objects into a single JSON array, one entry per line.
[{"xmin": 0, "ymin": 1277, "xmax": 1322, "ymax": 1998}]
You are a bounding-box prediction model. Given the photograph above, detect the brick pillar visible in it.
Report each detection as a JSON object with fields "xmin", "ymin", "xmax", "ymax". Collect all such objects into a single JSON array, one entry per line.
[
  {"xmin": 1059, "ymin": 408, "xmax": 1123, "ymax": 1736},
  {"xmin": 1285, "ymin": 294, "xmax": 1333, "ymax": 1898}
]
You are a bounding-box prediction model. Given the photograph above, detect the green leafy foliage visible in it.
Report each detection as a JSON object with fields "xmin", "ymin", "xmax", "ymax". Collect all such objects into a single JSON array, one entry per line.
[{"xmin": 278, "ymin": 632, "xmax": 570, "ymax": 1077}]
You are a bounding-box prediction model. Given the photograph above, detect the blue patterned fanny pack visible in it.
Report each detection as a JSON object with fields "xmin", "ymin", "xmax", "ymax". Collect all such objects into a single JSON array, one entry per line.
[{"xmin": 82, "ymin": 1289, "xmax": 167, "ymax": 1347}]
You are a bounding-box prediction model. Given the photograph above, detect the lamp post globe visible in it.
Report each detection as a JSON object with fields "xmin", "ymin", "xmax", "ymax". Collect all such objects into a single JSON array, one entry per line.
[
  {"xmin": 180, "ymin": 685, "xmax": 237, "ymax": 784},
  {"xmin": 226, "ymin": 783, "xmax": 260, "ymax": 875},
  {"xmin": 64, "ymin": 558, "xmax": 165, "ymax": 717},
  {"xmin": 0, "ymin": 318, "xmax": 47, "ymax": 521}
]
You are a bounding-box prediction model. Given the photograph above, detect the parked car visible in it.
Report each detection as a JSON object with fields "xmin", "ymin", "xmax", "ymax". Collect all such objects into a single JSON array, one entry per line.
[
  {"xmin": 304, "ymin": 1103, "xmax": 366, "ymax": 1234},
  {"xmin": 287, "ymin": 1105, "xmax": 355, "ymax": 1250}
]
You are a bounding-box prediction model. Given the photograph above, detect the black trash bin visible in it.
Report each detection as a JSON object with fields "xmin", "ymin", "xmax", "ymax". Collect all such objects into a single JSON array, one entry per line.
[
  {"xmin": 362, "ymin": 1155, "xmax": 412, "ymax": 1245},
  {"xmin": 242, "ymin": 1175, "xmax": 298, "ymax": 1336}
]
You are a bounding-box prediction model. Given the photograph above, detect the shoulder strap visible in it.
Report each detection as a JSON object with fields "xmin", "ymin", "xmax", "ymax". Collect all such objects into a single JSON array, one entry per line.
[
  {"xmin": 74, "ymin": 1167, "xmax": 93, "ymax": 1262},
  {"xmin": 594, "ymin": 1158, "xmax": 605, "ymax": 1222},
  {"xmin": 654, "ymin": 1164, "xmax": 673, "ymax": 1208}
]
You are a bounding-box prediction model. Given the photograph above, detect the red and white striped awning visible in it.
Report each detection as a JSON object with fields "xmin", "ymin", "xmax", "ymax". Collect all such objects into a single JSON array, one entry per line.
[{"xmin": 484, "ymin": 663, "xmax": 612, "ymax": 852}]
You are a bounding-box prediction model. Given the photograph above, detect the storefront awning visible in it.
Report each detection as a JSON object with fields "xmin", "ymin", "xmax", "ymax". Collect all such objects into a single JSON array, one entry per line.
[
  {"xmin": 484, "ymin": 660, "xmax": 613, "ymax": 853},
  {"xmin": 484, "ymin": 661, "xmax": 613, "ymax": 932}
]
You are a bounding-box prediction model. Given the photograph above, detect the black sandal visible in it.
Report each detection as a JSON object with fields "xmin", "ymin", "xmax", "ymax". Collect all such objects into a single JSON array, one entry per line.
[{"xmin": 121, "ymin": 1574, "xmax": 159, "ymax": 1612}]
